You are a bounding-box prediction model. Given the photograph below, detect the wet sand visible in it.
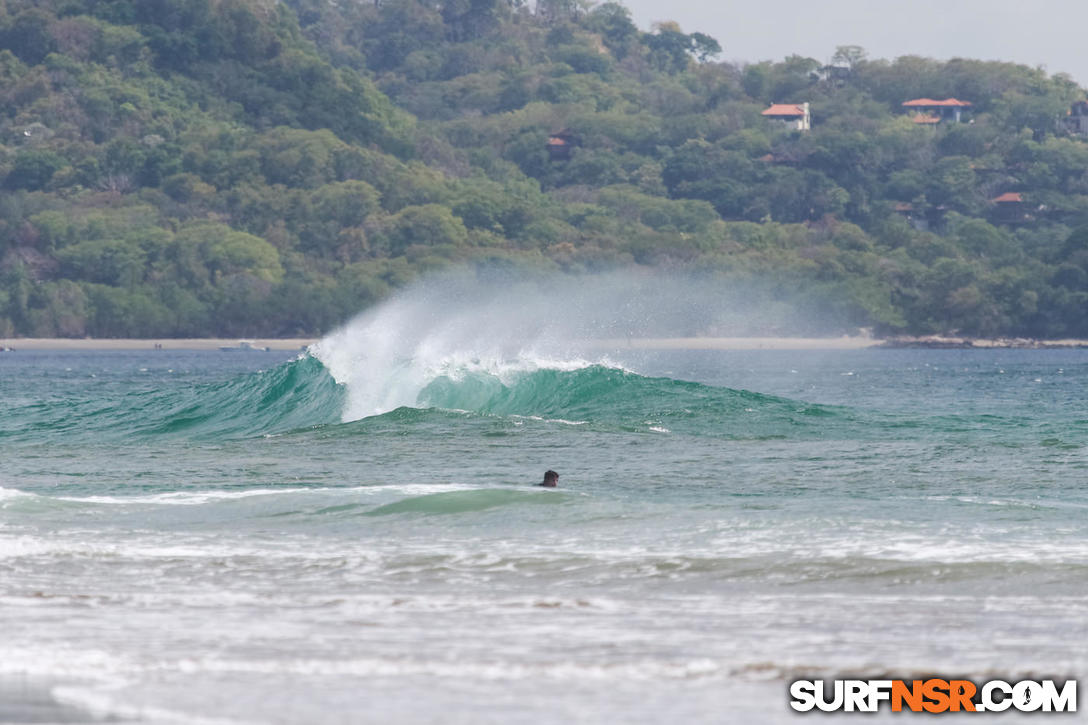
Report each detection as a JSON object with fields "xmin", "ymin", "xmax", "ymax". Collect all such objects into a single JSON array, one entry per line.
[{"xmin": 0, "ymin": 679, "xmax": 99, "ymax": 723}]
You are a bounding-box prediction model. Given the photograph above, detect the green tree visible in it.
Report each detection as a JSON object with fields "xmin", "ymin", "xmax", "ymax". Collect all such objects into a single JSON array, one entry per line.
[
  {"xmin": 585, "ymin": 2, "xmax": 639, "ymax": 58},
  {"xmin": 2, "ymin": 10, "xmax": 57, "ymax": 65},
  {"xmin": 383, "ymin": 204, "xmax": 469, "ymax": 256},
  {"xmin": 6, "ymin": 150, "xmax": 66, "ymax": 191},
  {"xmin": 57, "ymin": 239, "xmax": 147, "ymax": 287}
]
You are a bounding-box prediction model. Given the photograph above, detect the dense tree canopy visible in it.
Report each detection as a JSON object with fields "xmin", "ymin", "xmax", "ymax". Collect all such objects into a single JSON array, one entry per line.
[{"xmin": 0, "ymin": 0, "xmax": 1087, "ymax": 338}]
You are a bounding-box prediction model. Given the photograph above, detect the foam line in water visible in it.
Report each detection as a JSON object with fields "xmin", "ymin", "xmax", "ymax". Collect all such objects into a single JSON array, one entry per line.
[
  {"xmin": 54, "ymin": 487, "xmax": 323, "ymax": 506},
  {"xmin": 51, "ymin": 685, "xmax": 256, "ymax": 725},
  {"xmin": 8, "ymin": 484, "xmax": 479, "ymax": 508},
  {"xmin": 365, "ymin": 488, "xmax": 568, "ymax": 516},
  {"xmin": 0, "ymin": 486, "xmax": 31, "ymax": 502}
]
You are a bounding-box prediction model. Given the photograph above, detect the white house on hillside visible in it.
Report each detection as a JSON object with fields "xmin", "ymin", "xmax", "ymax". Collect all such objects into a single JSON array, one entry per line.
[{"xmin": 761, "ymin": 103, "xmax": 811, "ymax": 131}]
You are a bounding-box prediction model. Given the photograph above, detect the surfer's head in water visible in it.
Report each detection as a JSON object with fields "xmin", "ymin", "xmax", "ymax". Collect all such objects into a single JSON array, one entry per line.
[{"xmin": 539, "ymin": 470, "xmax": 559, "ymax": 487}]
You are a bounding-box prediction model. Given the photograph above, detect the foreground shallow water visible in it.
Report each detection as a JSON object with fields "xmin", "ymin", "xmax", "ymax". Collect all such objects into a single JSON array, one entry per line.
[{"xmin": 1, "ymin": 345, "xmax": 1085, "ymax": 723}]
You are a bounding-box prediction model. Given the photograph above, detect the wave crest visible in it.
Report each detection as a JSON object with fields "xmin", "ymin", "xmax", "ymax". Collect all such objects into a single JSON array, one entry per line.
[
  {"xmin": 414, "ymin": 365, "xmax": 844, "ymax": 436},
  {"xmin": 1, "ymin": 355, "xmax": 344, "ymax": 442},
  {"xmin": 143, "ymin": 354, "xmax": 343, "ymax": 437}
]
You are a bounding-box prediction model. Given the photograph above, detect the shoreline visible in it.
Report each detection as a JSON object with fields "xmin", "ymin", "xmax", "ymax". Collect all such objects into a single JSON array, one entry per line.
[
  {"xmin": 875, "ymin": 335, "xmax": 1088, "ymax": 349},
  {"xmin": 3, "ymin": 335, "xmax": 1088, "ymax": 352},
  {"xmin": 1, "ymin": 336, "xmax": 876, "ymax": 351},
  {"xmin": 587, "ymin": 336, "xmax": 875, "ymax": 350},
  {"xmin": 0, "ymin": 677, "xmax": 97, "ymax": 724},
  {"xmin": 0, "ymin": 337, "xmax": 316, "ymax": 351}
]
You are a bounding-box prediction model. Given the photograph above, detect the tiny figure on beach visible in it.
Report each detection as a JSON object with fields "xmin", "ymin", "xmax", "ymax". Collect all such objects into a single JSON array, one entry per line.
[{"xmin": 537, "ymin": 470, "xmax": 559, "ymax": 487}]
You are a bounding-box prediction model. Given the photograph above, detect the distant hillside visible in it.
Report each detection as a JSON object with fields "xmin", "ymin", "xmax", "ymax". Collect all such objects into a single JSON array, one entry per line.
[{"xmin": 1, "ymin": 0, "xmax": 1087, "ymax": 338}]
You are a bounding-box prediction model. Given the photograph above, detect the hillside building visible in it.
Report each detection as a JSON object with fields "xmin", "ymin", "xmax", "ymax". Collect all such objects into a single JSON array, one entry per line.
[
  {"xmin": 992, "ymin": 192, "xmax": 1029, "ymax": 223},
  {"xmin": 902, "ymin": 98, "xmax": 972, "ymax": 123},
  {"xmin": 547, "ymin": 130, "xmax": 576, "ymax": 161},
  {"xmin": 1063, "ymin": 100, "xmax": 1088, "ymax": 136},
  {"xmin": 761, "ymin": 103, "xmax": 811, "ymax": 131}
]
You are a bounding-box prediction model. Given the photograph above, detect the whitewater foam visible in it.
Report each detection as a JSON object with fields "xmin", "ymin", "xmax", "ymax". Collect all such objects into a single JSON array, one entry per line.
[
  {"xmin": 309, "ymin": 279, "xmax": 633, "ymax": 420},
  {"xmin": 20, "ymin": 484, "xmax": 478, "ymax": 507},
  {"xmin": 0, "ymin": 486, "xmax": 32, "ymax": 504},
  {"xmin": 509, "ymin": 415, "xmax": 588, "ymax": 426},
  {"xmin": 55, "ymin": 487, "xmax": 319, "ymax": 506},
  {"xmin": 52, "ymin": 683, "xmax": 258, "ymax": 725}
]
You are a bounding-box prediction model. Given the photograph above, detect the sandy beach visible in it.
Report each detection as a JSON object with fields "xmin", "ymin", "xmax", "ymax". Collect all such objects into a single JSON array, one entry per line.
[
  {"xmin": 5, "ymin": 335, "xmax": 1088, "ymax": 352},
  {"xmin": 589, "ymin": 335, "xmax": 876, "ymax": 350},
  {"xmin": 0, "ymin": 336, "xmax": 880, "ymax": 352},
  {"xmin": 0, "ymin": 338, "xmax": 316, "ymax": 351}
]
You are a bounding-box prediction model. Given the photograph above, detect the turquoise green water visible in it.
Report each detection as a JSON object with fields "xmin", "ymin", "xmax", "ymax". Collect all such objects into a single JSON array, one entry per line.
[{"xmin": 1, "ymin": 340, "xmax": 1086, "ymax": 723}]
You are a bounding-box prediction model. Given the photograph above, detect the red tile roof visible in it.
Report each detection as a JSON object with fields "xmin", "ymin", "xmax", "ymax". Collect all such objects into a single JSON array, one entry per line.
[
  {"xmin": 992, "ymin": 192, "xmax": 1024, "ymax": 203},
  {"xmin": 903, "ymin": 98, "xmax": 973, "ymax": 107},
  {"xmin": 547, "ymin": 137, "xmax": 569, "ymax": 146},
  {"xmin": 762, "ymin": 104, "xmax": 807, "ymax": 117}
]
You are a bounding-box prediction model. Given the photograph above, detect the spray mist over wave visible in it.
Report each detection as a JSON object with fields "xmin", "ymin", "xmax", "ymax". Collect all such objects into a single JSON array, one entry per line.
[
  {"xmin": 309, "ymin": 270, "xmax": 827, "ymax": 423},
  {"xmin": 311, "ymin": 273, "xmax": 625, "ymax": 421}
]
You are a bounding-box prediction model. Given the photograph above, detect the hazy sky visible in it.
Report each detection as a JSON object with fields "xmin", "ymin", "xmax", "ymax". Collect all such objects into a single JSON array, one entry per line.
[{"xmin": 621, "ymin": 0, "xmax": 1088, "ymax": 87}]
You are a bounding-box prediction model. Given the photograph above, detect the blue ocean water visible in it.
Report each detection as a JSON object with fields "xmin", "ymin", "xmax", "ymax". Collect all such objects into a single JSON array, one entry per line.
[{"xmin": 1, "ymin": 337, "xmax": 1086, "ymax": 723}]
